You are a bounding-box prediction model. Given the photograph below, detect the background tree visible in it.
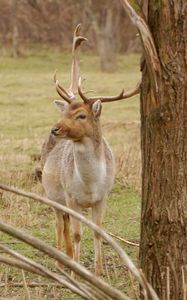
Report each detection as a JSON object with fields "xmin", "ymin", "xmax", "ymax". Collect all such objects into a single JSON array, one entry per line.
[
  {"xmin": 122, "ymin": 0, "xmax": 187, "ymax": 299},
  {"xmin": 84, "ymin": 0, "xmax": 121, "ymax": 72},
  {"xmin": 0, "ymin": 0, "xmax": 140, "ymax": 67}
]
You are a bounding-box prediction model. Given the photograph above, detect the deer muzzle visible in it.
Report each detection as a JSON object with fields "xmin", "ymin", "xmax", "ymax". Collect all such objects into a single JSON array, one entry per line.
[{"xmin": 51, "ymin": 123, "xmax": 69, "ymax": 138}]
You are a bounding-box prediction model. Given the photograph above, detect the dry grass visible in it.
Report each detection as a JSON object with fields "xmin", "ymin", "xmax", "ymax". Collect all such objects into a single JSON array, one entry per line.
[{"xmin": 0, "ymin": 51, "xmax": 141, "ymax": 299}]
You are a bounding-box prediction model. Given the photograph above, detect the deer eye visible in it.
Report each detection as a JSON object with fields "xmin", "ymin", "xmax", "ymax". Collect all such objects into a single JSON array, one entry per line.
[{"xmin": 77, "ymin": 114, "xmax": 86, "ymax": 120}]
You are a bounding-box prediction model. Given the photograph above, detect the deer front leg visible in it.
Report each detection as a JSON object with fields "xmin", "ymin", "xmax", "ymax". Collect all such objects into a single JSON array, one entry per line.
[
  {"xmin": 92, "ymin": 200, "xmax": 106, "ymax": 276},
  {"xmin": 55, "ymin": 210, "xmax": 73, "ymax": 270},
  {"xmin": 66, "ymin": 197, "xmax": 82, "ymax": 275}
]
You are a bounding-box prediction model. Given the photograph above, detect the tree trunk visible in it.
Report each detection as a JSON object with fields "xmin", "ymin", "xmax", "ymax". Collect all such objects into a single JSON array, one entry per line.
[
  {"xmin": 139, "ymin": 1, "xmax": 187, "ymax": 300},
  {"xmin": 12, "ymin": 0, "xmax": 19, "ymax": 57},
  {"xmin": 96, "ymin": 8, "xmax": 117, "ymax": 72},
  {"xmin": 89, "ymin": 1, "xmax": 120, "ymax": 72}
]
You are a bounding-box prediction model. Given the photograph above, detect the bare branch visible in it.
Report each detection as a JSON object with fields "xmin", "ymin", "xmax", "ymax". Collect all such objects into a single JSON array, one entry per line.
[
  {"xmin": 0, "ymin": 220, "xmax": 130, "ymax": 300},
  {"xmin": 0, "ymin": 183, "xmax": 159, "ymax": 300},
  {"xmin": 128, "ymin": 270, "xmax": 140, "ymax": 300},
  {"xmin": 56, "ymin": 266, "xmax": 98, "ymax": 300},
  {"xmin": 120, "ymin": 0, "xmax": 162, "ymax": 101},
  {"xmin": 0, "ymin": 255, "xmax": 44, "ymax": 277},
  {"xmin": 0, "ymin": 245, "xmax": 91, "ymax": 300},
  {"xmin": 0, "ymin": 281, "xmax": 62, "ymax": 288}
]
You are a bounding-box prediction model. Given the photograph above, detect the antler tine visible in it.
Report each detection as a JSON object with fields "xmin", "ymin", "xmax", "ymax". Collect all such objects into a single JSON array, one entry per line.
[
  {"xmin": 53, "ymin": 70, "xmax": 72, "ymax": 104},
  {"xmin": 53, "ymin": 25, "xmax": 87, "ymax": 104},
  {"xmin": 68, "ymin": 24, "xmax": 88, "ymax": 98},
  {"xmin": 78, "ymin": 80, "xmax": 141, "ymax": 104},
  {"xmin": 98, "ymin": 81, "xmax": 141, "ymax": 103},
  {"xmin": 78, "ymin": 77, "xmax": 90, "ymax": 104},
  {"xmin": 54, "ymin": 70, "xmax": 70, "ymax": 97}
]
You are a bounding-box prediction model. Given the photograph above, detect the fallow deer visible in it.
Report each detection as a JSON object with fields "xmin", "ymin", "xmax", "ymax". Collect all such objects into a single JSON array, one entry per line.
[{"xmin": 41, "ymin": 24, "xmax": 140, "ymax": 276}]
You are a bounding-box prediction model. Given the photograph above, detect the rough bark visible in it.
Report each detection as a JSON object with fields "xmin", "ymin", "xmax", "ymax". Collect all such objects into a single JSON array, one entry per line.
[{"xmin": 139, "ymin": 1, "xmax": 187, "ymax": 300}]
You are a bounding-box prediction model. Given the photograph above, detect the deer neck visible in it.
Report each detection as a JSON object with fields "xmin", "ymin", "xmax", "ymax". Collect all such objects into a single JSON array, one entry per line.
[{"xmin": 72, "ymin": 122, "xmax": 105, "ymax": 184}]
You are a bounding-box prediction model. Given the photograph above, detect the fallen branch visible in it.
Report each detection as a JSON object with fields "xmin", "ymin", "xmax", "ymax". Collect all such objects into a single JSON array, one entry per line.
[{"xmin": 0, "ymin": 183, "xmax": 158, "ymax": 300}]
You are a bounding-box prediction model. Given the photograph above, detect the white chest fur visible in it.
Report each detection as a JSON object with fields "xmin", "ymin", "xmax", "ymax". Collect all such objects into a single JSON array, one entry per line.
[{"xmin": 69, "ymin": 140, "xmax": 108, "ymax": 206}]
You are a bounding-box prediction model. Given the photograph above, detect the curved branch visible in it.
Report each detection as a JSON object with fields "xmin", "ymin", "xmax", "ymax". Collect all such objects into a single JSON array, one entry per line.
[
  {"xmin": 120, "ymin": 0, "xmax": 162, "ymax": 101},
  {"xmin": 0, "ymin": 256, "xmax": 44, "ymax": 277}
]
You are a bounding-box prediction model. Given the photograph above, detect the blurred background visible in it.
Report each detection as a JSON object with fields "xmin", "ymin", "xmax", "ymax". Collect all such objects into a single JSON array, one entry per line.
[
  {"xmin": 0, "ymin": 0, "xmax": 141, "ymax": 71},
  {"xmin": 0, "ymin": 1, "xmax": 142, "ymax": 298}
]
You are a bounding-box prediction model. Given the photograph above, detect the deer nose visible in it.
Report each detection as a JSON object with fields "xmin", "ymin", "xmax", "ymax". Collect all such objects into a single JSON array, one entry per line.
[{"xmin": 51, "ymin": 127, "xmax": 59, "ymax": 135}]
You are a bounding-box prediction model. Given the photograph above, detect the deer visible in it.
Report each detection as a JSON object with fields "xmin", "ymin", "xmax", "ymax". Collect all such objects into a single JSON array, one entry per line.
[{"xmin": 41, "ymin": 24, "xmax": 140, "ymax": 276}]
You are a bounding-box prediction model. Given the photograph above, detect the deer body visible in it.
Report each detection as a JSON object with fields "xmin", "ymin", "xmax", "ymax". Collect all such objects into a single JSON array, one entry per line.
[
  {"xmin": 42, "ymin": 101, "xmax": 115, "ymax": 275},
  {"xmin": 41, "ymin": 24, "xmax": 140, "ymax": 276}
]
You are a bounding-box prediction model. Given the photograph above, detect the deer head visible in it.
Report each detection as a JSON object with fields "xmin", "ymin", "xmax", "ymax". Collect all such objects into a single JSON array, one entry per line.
[
  {"xmin": 51, "ymin": 99, "xmax": 102, "ymax": 142},
  {"xmin": 51, "ymin": 24, "xmax": 141, "ymax": 142}
]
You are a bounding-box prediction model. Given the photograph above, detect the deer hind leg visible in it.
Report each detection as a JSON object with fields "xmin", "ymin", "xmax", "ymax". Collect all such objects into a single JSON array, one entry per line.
[{"xmin": 92, "ymin": 200, "xmax": 106, "ymax": 276}]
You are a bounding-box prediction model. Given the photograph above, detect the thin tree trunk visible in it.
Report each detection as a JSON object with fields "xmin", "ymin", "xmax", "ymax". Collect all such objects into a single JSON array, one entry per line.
[
  {"xmin": 139, "ymin": 1, "xmax": 187, "ymax": 300},
  {"xmin": 90, "ymin": 1, "xmax": 120, "ymax": 72},
  {"xmin": 12, "ymin": 0, "xmax": 19, "ymax": 57},
  {"xmin": 96, "ymin": 8, "xmax": 117, "ymax": 72}
]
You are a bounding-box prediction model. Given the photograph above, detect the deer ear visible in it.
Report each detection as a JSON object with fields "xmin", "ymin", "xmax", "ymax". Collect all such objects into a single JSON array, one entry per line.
[
  {"xmin": 54, "ymin": 100, "xmax": 68, "ymax": 112},
  {"xmin": 92, "ymin": 100, "xmax": 102, "ymax": 118}
]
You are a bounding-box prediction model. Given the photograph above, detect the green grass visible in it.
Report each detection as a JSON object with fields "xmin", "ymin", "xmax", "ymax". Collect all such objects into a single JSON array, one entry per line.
[{"xmin": 0, "ymin": 51, "xmax": 141, "ymax": 299}]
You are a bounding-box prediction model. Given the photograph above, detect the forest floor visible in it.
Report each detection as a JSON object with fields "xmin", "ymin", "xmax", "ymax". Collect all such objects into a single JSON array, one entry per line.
[{"xmin": 0, "ymin": 51, "xmax": 141, "ymax": 299}]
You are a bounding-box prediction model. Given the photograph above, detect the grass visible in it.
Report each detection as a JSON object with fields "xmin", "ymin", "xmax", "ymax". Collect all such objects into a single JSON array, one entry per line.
[{"xmin": 0, "ymin": 50, "xmax": 141, "ymax": 299}]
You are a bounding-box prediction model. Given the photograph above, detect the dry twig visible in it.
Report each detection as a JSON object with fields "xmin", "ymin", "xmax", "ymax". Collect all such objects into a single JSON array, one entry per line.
[
  {"xmin": 166, "ymin": 266, "xmax": 170, "ymax": 300},
  {"xmin": 22, "ymin": 270, "xmax": 31, "ymax": 300},
  {"xmin": 128, "ymin": 270, "xmax": 139, "ymax": 300},
  {"xmin": 108, "ymin": 232, "xmax": 139, "ymax": 247}
]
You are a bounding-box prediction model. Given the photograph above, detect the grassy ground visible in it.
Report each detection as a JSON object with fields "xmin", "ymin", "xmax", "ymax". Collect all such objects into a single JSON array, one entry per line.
[{"xmin": 0, "ymin": 51, "xmax": 141, "ymax": 299}]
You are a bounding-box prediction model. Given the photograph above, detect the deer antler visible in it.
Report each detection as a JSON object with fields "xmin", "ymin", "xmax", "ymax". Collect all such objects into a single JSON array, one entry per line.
[
  {"xmin": 54, "ymin": 24, "xmax": 87, "ymax": 103},
  {"xmin": 78, "ymin": 77, "xmax": 141, "ymax": 104}
]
